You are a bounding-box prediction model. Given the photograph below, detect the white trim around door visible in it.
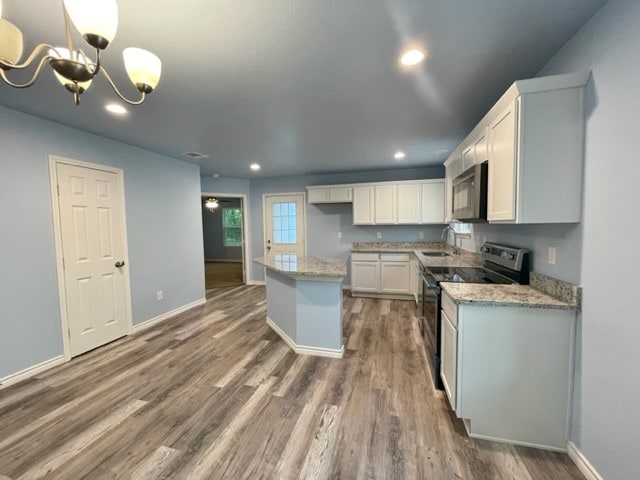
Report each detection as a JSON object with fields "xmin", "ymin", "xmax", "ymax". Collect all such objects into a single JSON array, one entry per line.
[
  {"xmin": 201, "ymin": 192, "xmax": 251, "ymax": 284},
  {"xmin": 49, "ymin": 155, "xmax": 134, "ymax": 362}
]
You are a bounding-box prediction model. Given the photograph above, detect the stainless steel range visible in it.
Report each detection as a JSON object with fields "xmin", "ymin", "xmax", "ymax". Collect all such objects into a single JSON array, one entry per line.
[{"xmin": 420, "ymin": 242, "xmax": 530, "ymax": 389}]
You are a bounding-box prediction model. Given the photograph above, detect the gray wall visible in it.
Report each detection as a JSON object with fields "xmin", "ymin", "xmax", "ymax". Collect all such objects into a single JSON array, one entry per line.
[
  {"xmin": 0, "ymin": 106, "xmax": 205, "ymax": 379},
  {"xmin": 536, "ymin": 1, "xmax": 640, "ymax": 478},
  {"xmin": 202, "ymin": 197, "xmax": 243, "ymax": 261},
  {"xmin": 248, "ymin": 167, "xmax": 446, "ymax": 283}
]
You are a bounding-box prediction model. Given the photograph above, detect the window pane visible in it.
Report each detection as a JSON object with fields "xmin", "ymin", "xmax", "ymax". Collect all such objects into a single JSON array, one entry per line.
[
  {"xmin": 223, "ymin": 226, "xmax": 242, "ymax": 246},
  {"xmin": 274, "ymin": 231, "xmax": 282, "ymax": 243},
  {"xmin": 223, "ymin": 208, "xmax": 242, "ymax": 228},
  {"xmin": 289, "ymin": 202, "xmax": 296, "ymax": 215},
  {"xmin": 273, "ymin": 204, "xmax": 280, "ymax": 217},
  {"xmin": 289, "ymin": 230, "xmax": 297, "ymax": 243}
]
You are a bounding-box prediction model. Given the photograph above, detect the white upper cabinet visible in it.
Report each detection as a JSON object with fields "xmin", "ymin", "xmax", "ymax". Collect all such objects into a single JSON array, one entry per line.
[
  {"xmin": 421, "ymin": 181, "xmax": 445, "ymax": 224},
  {"xmin": 374, "ymin": 184, "xmax": 397, "ymax": 224},
  {"xmin": 397, "ymin": 183, "xmax": 421, "ymax": 224},
  {"xmin": 444, "ymin": 72, "xmax": 589, "ymax": 224},
  {"xmin": 462, "ymin": 145, "xmax": 474, "ymax": 172},
  {"xmin": 353, "ymin": 185, "xmax": 375, "ymax": 224},
  {"xmin": 487, "ymin": 100, "xmax": 518, "ymax": 222},
  {"xmin": 310, "ymin": 179, "xmax": 445, "ymax": 225},
  {"xmin": 307, "ymin": 185, "xmax": 352, "ymax": 204}
]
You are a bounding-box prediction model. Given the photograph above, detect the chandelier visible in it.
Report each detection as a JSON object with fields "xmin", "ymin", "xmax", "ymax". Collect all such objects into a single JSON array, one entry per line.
[
  {"xmin": 0, "ymin": 0, "xmax": 161, "ymax": 105},
  {"xmin": 204, "ymin": 198, "xmax": 219, "ymax": 212}
]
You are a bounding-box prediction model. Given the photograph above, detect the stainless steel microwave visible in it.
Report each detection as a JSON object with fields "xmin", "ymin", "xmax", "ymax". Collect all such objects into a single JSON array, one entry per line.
[{"xmin": 451, "ymin": 161, "xmax": 488, "ymax": 222}]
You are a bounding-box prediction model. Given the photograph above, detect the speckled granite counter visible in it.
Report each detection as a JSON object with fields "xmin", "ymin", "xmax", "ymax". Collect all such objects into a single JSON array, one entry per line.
[
  {"xmin": 351, "ymin": 241, "xmax": 445, "ymax": 253},
  {"xmin": 351, "ymin": 241, "xmax": 482, "ymax": 268},
  {"xmin": 440, "ymin": 283, "xmax": 578, "ymax": 310},
  {"xmin": 254, "ymin": 254, "xmax": 346, "ymax": 279}
]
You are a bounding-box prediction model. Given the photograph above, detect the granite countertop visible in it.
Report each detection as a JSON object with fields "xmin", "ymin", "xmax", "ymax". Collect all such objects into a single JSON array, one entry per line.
[
  {"xmin": 351, "ymin": 242, "xmax": 482, "ymax": 268},
  {"xmin": 440, "ymin": 283, "xmax": 578, "ymax": 310},
  {"xmin": 254, "ymin": 254, "xmax": 347, "ymax": 278}
]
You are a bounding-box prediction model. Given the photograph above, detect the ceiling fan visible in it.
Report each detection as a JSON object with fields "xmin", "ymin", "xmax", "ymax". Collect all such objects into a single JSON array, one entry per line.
[{"xmin": 203, "ymin": 197, "xmax": 231, "ymax": 212}]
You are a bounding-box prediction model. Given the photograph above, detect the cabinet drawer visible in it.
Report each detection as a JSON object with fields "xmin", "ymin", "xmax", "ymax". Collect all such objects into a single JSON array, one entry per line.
[
  {"xmin": 441, "ymin": 292, "xmax": 458, "ymax": 328},
  {"xmin": 380, "ymin": 253, "xmax": 410, "ymax": 262},
  {"xmin": 351, "ymin": 252, "xmax": 379, "ymax": 261}
]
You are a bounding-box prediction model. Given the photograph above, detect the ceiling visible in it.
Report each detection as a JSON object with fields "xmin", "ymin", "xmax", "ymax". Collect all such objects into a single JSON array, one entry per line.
[{"xmin": 0, "ymin": 0, "xmax": 605, "ymax": 179}]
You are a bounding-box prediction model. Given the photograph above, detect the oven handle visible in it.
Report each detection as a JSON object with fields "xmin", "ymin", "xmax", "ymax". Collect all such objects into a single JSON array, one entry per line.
[{"xmin": 420, "ymin": 271, "xmax": 439, "ymax": 291}]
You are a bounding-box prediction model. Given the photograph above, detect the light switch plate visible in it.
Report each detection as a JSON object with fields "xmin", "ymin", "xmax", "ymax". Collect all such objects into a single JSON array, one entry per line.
[
  {"xmin": 548, "ymin": 247, "xmax": 556, "ymax": 265},
  {"xmin": 376, "ymin": 232, "xmax": 382, "ymax": 239},
  {"xmin": 157, "ymin": 290, "xmax": 164, "ymax": 301},
  {"xmin": 337, "ymin": 232, "xmax": 342, "ymax": 239},
  {"xmin": 419, "ymin": 232, "xmax": 424, "ymax": 239}
]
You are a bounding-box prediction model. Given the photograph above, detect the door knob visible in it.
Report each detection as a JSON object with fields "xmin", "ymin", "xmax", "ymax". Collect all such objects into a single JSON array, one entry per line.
[{"xmin": 115, "ymin": 261, "xmax": 126, "ymax": 268}]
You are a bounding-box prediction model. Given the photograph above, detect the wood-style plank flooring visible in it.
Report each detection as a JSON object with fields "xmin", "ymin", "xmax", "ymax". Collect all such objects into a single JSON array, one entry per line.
[{"xmin": 0, "ymin": 286, "xmax": 585, "ymax": 479}]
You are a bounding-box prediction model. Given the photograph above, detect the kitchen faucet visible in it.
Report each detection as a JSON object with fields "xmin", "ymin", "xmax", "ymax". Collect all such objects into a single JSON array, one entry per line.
[{"xmin": 441, "ymin": 225, "xmax": 460, "ymax": 255}]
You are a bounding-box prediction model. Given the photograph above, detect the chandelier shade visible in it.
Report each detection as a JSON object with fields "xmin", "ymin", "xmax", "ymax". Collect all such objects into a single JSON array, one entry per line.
[
  {"xmin": 63, "ymin": 0, "xmax": 118, "ymax": 49},
  {"xmin": 0, "ymin": 19, "xmax": 23, "ymax": 65},
  {"xmin": 123, "ymin": 47, "xmax": 161, "ymax": 92}
]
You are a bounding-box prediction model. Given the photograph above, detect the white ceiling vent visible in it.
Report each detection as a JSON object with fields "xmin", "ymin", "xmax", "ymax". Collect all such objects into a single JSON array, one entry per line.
[{"xmin": 183, "ymin": 152, "xmax": 210, "ymax": 159}]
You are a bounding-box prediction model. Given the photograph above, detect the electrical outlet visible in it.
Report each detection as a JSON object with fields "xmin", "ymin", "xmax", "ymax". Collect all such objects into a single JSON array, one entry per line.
[
  {"xmin": 337, "ymin": 231, "xmax": 342, "ymax": 239},
  {"xmin": 419, "ymin": 232, "xmax": 424, "ymax": 240},
  {"xmin": 376, "ymin": 232, "xmax": 382, "ymax": 239},
  {"xmin": 548, "ymin": 247, "xmax": 556, "ymax": 265},
  {"xmin": 157, "ymin": 290, "xmax": 164, "ymax": 301}
]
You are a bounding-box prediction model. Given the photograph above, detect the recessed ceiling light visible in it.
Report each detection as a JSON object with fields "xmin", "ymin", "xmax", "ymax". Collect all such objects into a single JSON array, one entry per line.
[
  {"xmin": 105, "ymin": 103, "xmax": 127, "ymax": 115},
  {"xmin": 394, "ymin": 151, "xmax": 406, "ymax": 160},
  {"xmin": 250, "ymin": 163, "xmax": 261, "ymax": 171},
  {"xmin": 399, "ymin": 48, "xmax": 426, "ymax": 66}
]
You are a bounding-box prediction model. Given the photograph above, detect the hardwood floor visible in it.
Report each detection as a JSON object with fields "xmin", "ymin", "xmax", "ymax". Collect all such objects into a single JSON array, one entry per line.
[{"xmin": 0, "ymin": 286, "xmax": 585, "ymax": 479}]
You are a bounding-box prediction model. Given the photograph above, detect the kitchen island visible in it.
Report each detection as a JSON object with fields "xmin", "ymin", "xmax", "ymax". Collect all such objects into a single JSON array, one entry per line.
[{"xmin": 254, "ymin": 254, "xmax": 347, "ymax": 358}]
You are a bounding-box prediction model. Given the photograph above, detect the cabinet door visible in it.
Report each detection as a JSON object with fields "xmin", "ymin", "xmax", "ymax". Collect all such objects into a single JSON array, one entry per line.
[
  {"xmin": 374, "ymin": 184, "xmax": 397, "ymax": 224},
  {"xmin": 353, "ymin": 186, "xmax": 374, "ymax": 225},
  {"xmin": 444, "ymin": 168, "xmax": 453, "ymax": 223},
  {"xmin": 487, "ymin": 100, "xmax": 518, "ymax": 222},
  {"xmin": 397, "ymin": 183, "xmax": 421, "ymax": 224},
  {"xmin": 380, "ymin": 261, "xmax": 410, "ymax": 294},
  {"xmin": 308, "ymin": 188, "xmax": 330, "ymax": 204},
  {"xmin": 441, "ymin": 309, "xmax": 458, "ymax": 411},
  {"xmin": 329, "ymin": 187, "xmax": 352, "ymax": 203},
  {"xmin": 420, "ymin": 181, "xmax": 445, "ymax": 224},
  {"xmin": 351, "ymin": 261, "xmax": 379, "ymax": 292},
  {"xmin": 462, "ymin": 145, "xmax": 474, "ymax": 172},
  {"xmin": 474, "ymin": 130, "xmax": 488, "ymax": 164}
]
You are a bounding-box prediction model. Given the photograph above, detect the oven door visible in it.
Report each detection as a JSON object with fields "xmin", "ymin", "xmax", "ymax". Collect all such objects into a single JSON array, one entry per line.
[{"xmin": 421, "ymin": 271, "xmax": 444, "ymax": 389}]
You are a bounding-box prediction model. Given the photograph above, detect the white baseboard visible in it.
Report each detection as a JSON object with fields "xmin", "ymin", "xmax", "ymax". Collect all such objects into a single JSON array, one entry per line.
[
  {"xmin": 567, "ymin": 441, "xmax": 603, "ymax": 480},
  {"xmin": 0, "ymin": 355, "xmax": 66, "ymax": 389},
  {"xmin": 247, "ymin": 280, "xmax": 266, "ymax": 286},
  {"xmin": 205, "ymin": 259, "xmax": 243, "ymax": 263},
  {"xmin": 266, "ymin": 317, "xmax": 344, "ymax": 359},
  {"xmin": 132, "ymin": 298, "xmax": 206, "ymax": 334}
]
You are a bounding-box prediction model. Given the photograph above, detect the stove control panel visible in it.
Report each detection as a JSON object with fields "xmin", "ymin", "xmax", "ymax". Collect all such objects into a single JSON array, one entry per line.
[{"xmin": 481, "ymin": 242, "xmax": 530, "ymax": 271}]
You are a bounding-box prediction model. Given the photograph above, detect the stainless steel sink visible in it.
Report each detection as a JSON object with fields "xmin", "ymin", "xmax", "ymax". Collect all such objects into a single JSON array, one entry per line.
[{"xmin": 421, "ymin": 251, "xmax": 451, "ymax": 257}]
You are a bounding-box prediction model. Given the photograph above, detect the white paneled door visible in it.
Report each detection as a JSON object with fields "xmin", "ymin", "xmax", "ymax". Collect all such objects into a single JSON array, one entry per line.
[
  {"xmin": 264, "ymin": 194, "xmax": 306, "ymax": 256},
  {"xmin": 55, "ymin": 161, "xmax": 130, "ymax": 357}
]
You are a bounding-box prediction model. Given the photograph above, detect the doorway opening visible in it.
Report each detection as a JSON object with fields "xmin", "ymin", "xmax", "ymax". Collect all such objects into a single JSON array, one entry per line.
[{"xmin": 201, "ymin": 193, "xmax": 249, "ymax": 291}]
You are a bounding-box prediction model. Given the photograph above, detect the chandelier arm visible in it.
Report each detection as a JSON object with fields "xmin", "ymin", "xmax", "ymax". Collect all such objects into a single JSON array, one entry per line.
[
  {"xmin": 74, "ymin": 48, "xmax": 101, "ymax": 76},
  {"xmin": 100, "ymin": 67, "xmax": 147, "ymax": 105},
  {"xmin": 0, "ymin": 55, "xmax": 54, "ymax": 88},
  {"xmin": 0, "ymin": 43, "xmax": 56, "ymax": 71}
]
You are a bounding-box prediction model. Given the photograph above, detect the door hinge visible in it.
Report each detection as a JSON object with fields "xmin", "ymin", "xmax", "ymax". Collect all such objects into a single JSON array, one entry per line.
[
  {"xmin": 62, "ymin": 258, "xmax": 65, "ymax": 269},
  {"xmin": 68, "ymin": 328, "xmax": 71, "ymax": 338},
  {"xmin": 57, "ymin": 184, "xmax": 60, "ymax": 196}
]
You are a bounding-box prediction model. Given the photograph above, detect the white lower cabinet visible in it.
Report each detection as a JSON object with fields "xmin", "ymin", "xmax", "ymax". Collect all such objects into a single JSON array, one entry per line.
[
  {"xmin": 440, "ymin": 309, "xmax": 457, "ymax": 409},
  {"xmin": 351, "ymin": 253, "xmax": 380, "ymax": 293},
  {"xmin": 380, "ymin": 256, "xmax": 410, "ymax": 294},
  {"xmin": 440, "ymin": 290, "xmax": 576, "ymax": 450},
  {"xmin": 351, "ymin": 252, "xmax": 412, "ymax": 297}
]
